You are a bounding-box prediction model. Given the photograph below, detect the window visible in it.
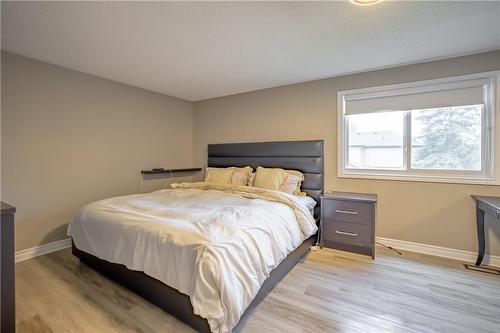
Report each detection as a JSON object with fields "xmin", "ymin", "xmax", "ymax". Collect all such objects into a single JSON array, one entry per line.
[
  {"xmin": 348, "ymin": 111, "xmax": 405, "ymax": 169},
  {"xmin": 338, "ymin": 72, "xmax": 499, "ymax": 184},
  {"xmin": 410, "ymin": 105, "xmax": 482, "ymax": 171}
]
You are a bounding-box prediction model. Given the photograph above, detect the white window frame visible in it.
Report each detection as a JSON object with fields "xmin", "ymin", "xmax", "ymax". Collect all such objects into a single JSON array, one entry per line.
[{"xmin": 337, "ymin": 71, "xmax": 500, "ymax": 185}]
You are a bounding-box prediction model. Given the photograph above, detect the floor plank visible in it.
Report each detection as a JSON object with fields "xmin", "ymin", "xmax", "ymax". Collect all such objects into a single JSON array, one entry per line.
[{"xmin": 15, "ymin": 246, "xmax": 500, "ymax": 332}]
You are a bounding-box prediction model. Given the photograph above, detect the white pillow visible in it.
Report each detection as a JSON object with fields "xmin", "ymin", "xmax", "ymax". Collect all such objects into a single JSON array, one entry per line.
[
  {"xmin": 279, "ymin": 169, "xmax": 306, "ymax": 195},
  {"xmin": 279, "ymin": 174, "xmax": 303, "ymax": 195}
]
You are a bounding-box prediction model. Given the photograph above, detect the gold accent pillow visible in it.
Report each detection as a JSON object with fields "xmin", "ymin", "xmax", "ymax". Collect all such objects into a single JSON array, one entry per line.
[
  {"xmin": 204, "ymin": 168, "xmax": 234, "ymax": 185},
  {"xmin": 227, "ymin": 166, "xmax": 253, "ymax": 186},
  {"xmin": 204, "ymin": 166, "xmax": 253, "ymax": 186},
  {"xmin": 253, "ymin": 166, "xmax": 288, "ymax": 191}
]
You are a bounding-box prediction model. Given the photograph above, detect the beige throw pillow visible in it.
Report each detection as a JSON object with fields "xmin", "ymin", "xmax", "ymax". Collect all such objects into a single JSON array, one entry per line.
[
  {"xmin": 204, "ymin": 166, "xmax": 253, "ymax": 186},
  {"xmin": 204, "ymin": 168, "xmax": 233, "ymax": 185},
  {"xmin": 253, "ymin": 166, "xmax": 288, "ymax": 191},
  {"xmin": 247, "ymin": 172, "xmax": 256, "ymax": 186},
  {"xmin": 228, "ymin": 166, "xmax": 253, "ymax": 186}
]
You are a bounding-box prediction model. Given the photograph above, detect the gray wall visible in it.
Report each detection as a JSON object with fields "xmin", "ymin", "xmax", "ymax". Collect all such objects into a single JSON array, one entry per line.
[
  {"xmin": 193, "ymin": 50, "xmax": 500, "ymax": 258},
  {"xmin": 1, "ymin": 52, "xmax": 195, "ymax": 251}
]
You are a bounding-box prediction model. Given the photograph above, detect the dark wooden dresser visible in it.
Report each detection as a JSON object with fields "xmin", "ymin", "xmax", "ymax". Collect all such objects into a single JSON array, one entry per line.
[
  {"xmin": 1, "ymin": 202, "xmax": 16, "ymax": 333},
  {"xmin": 320, "ymin": 192, "xmax": 377, "ymax": 258}
]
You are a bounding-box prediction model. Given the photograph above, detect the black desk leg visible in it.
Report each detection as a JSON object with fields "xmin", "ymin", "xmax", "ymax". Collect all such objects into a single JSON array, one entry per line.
[{"xmin": 475, "ymin": 208, "xmax": 485, "ymax": 266}]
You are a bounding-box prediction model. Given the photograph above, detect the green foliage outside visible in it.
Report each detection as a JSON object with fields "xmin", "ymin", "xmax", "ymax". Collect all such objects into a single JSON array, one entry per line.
[{"xmin": 411, "ymin": 105, "xmax": 482, "ymax": 170}]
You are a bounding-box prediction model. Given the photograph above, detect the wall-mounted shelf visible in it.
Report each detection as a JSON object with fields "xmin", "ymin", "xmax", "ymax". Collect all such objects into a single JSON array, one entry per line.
[{"xmin": 141, "ymin": 168, "xmax": 202, "ymax": 175}]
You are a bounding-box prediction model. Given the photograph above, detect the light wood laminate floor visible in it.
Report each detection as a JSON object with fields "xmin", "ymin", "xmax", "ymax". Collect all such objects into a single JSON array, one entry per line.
[{"xmin": 16, "ymin": 246, "xmax": 500, "ymax": 333}]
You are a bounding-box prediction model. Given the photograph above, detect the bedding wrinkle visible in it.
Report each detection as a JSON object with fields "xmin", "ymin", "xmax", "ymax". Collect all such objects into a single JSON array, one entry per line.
[{"xmin": 69, "ymin": 183, "xmax": 317, "ymax": 333}]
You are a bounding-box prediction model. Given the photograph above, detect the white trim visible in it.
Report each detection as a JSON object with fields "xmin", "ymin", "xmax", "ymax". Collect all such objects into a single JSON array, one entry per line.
[
  {"xmin": 376, "ymin": 236, "xmax": 500, "ymax": 268},
  {"xmin": 337, "ymin": 171, "xmax": 498, "ymax": 186},
  {"xmin": 339, "ymin": 71, "xmax": 499, "ymax": 102},
  {"xmin": 343, "ymin": 77, "xmax": 489, "ymax": 104},
  {"xmin": 337, "ymin": 70, "xmax": 500, "ymax": 185},
  {"xmin": 13, "ymin": 236, "xmax": 500, "ymax": 268},
  {"xmin": 15, "ymin": 238, "xmax": 72, "ymax": 263}
]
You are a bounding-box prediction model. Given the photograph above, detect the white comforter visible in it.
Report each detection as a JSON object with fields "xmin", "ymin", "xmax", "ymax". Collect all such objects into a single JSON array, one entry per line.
[{"xmin": 68, "ymin": 183, "xmax": 317, "ymax": 333}]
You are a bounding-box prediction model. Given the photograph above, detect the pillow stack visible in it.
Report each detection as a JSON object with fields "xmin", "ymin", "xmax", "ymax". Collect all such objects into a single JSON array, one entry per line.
[
  {"xmin": 251, "ymin": 166, "xmax": 305, "ymax": 195},
  {"xmin": 204, "ymin": 166, "xmax": 253, "ymax": 186},
  {"xmin": 204, "ymin": 166, "xmax": 305, "ymax": 195}
]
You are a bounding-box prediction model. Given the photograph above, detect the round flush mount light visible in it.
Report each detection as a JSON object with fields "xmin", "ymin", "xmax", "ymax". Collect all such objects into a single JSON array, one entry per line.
[{"xmin": 349, "ymin": 0, "xmax": 383, "ymax": 5}]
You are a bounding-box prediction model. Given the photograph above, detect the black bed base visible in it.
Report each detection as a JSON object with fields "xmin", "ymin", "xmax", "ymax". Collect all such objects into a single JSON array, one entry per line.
[{"xmin": 72, "ymin": 236, "xmax": 316, "ymax": 332}]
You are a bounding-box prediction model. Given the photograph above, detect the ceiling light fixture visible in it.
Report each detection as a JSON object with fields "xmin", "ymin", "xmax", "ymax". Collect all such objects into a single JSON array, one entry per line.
[{"xmin": 349, "ymin": 0, "xmax": 383, "ymax": 5}]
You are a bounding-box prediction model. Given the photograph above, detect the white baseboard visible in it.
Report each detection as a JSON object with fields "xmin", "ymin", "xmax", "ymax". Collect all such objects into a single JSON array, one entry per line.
[
  {"xmin": 15, "ymin": 238, "xmax": 72, "ymax": 263},
  {"xmin": 14, "ymin": 236, "xmax": 500, "ymax": 268},
  {"xmin": 376, "ymin": 236, "xmax": 500, "ymax": 268}
]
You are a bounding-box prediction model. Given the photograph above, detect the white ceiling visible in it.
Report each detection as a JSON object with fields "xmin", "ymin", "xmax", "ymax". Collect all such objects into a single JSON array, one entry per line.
[{"xmin": 2, "ymin": 1, "xmax": 499, "ymax": 102}]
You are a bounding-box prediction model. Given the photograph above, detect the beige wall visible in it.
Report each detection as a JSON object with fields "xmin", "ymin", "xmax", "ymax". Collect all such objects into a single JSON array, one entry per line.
[
  {"xmin": 194, "ymin": 50, "xmax": 500, "ymax": 257},
  {"xmin": 1, "ymin": 52, "xmax": 194, "ymax": 251},
  {"xmin": 3, "ymin": 50, "xmax": 500, "ymax": 257}
]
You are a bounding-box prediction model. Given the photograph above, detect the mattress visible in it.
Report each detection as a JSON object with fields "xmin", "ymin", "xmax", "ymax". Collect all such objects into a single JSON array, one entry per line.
[{"xmin": 68, "ymin": 183, "xmax": 317, "ymax": 333}]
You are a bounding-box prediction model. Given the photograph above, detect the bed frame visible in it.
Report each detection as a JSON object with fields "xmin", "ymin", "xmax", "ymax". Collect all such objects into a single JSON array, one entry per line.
[{"xmin": 72, "ymin": 140, "xmax": 324, "ymax": 332}]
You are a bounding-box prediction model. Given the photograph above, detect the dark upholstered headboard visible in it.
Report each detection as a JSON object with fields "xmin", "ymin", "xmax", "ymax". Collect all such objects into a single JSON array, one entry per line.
[{"xmin": 207, "ymin": 140, "xmax": 324, "ymax": 220}]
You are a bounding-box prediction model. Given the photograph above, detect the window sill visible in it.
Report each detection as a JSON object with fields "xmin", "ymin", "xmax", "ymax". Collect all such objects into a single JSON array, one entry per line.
[{"xmin": 338, "ymin": 171, "xmax": 499, "ymax": 186}]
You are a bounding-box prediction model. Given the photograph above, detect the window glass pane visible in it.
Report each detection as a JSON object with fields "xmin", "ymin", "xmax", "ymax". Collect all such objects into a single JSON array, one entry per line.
[
  {"xmin": 347, "ymin": 112, "xmax": 405, "ymax": 169},
  {"xmin": 411, "ymin": 105, "xmax": 482, "ymax": 171}
]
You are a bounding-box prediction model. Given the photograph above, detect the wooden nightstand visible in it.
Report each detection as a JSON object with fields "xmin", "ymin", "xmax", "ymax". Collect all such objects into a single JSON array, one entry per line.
[{"xmin": 320, "ymin": 192, "xmax": 377, "ymax": 258}]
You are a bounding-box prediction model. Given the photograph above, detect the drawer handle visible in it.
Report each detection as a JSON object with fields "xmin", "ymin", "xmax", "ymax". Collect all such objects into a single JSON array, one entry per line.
[
  {"xmin": 335, "ymin": 230, "xmax": 358, "ymax": 237},
  {"xmin": 335, "ymin": 209, "xmax": 358, "ymax": 215}
]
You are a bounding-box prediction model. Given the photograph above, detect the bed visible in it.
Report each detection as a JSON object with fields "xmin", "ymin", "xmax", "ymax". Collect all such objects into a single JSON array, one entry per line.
[{"xmin": 70, "ymin": 140, "xmax": 324, "ymax": 332}]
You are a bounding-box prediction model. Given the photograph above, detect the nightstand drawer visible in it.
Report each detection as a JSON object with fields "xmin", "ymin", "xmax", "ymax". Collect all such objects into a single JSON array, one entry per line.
[
  {"xmin": 322, "ymin": 200, "xmax": 373, "ymax": 225},
  {"xmin": 323, "ymin": 220, "xmax": 372, "ymax": 247}
]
